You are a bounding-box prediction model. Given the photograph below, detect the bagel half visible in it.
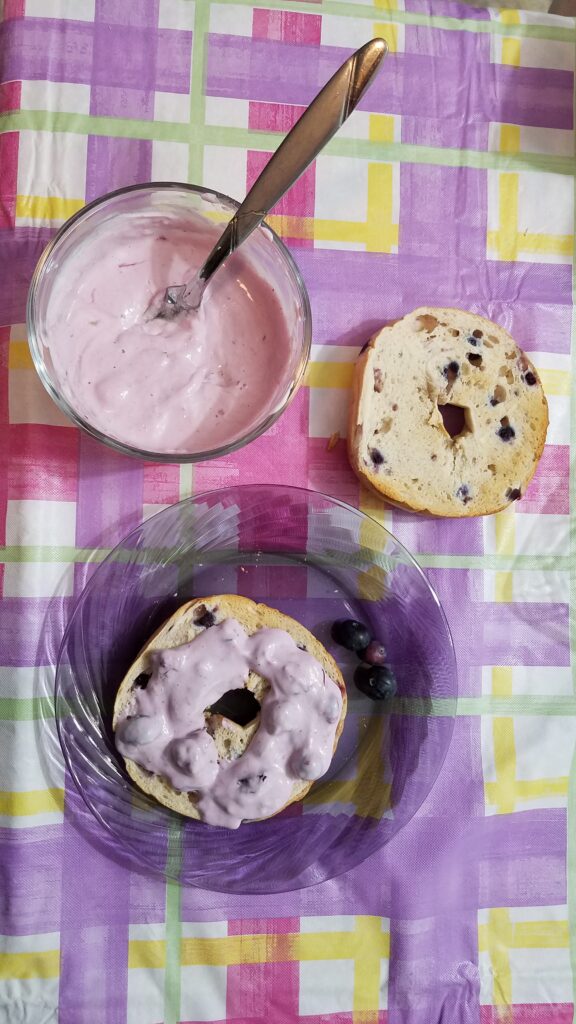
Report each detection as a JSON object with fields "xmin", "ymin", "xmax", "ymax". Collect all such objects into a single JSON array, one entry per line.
[
  {"xmin": 348, "ymin": 308, "xmax": 548, "ymax": 517},
  {"xmin": 113, "ymin": 595, "xmax": 347, "ymax": 822}
]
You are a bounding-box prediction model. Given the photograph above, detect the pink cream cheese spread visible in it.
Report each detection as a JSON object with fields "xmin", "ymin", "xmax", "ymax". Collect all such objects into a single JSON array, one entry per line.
[
  {"xmin": 115, "ymin": 618, "xmax": 343, "ymax": 829},
  {"xmin": 44, "ymin": 214, "xmax": 295, "ymax": 454}
]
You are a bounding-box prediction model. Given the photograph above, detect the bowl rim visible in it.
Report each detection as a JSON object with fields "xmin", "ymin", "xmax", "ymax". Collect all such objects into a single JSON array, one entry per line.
[
  {"xmin": 26, "ymin": 181, "xmax": 313, "ymax": 464},
  {"xmin": 54, "ymin": 483, "xmax": 458, "ymax": 892}
]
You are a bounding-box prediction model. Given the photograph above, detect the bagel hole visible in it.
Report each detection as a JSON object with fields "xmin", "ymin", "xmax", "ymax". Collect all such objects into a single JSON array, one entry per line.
[
  {"xmin": 438, "ymin": 402, "xmax": 473, "ymax": 439},
  {"xmin": 208, "ymin": 688, "xmax": 260, "ymax": 727}
]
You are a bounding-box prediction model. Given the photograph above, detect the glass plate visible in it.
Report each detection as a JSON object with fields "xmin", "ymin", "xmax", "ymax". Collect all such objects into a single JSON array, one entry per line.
[{"xmin": 55, "ymin": 484, "xmax": 457, "ymax": 893}]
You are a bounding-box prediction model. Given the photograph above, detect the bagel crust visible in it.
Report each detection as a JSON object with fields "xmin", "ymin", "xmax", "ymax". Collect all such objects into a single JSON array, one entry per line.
[
  {"xmin": 113, "ymin": 596, "xmax": 347, "ymax": 825},
  {"xmin": 348, "ymin": 308, "xmax": 548, "ymax": 517}
]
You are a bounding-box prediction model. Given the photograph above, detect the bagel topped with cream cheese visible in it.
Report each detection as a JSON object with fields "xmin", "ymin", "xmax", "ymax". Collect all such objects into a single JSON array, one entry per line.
[{"xmin": 113, "ymin": 595, "xmax": 347, "ymax": 829}]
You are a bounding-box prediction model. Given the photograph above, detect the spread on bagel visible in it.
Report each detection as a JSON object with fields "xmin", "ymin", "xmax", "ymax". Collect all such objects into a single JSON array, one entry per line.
[{"xmin": 114, "ymin": 601, "xmax": 346, "ymax": 829}]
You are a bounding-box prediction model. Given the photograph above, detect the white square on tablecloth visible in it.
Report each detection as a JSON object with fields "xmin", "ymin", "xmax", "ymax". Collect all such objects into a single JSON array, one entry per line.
[
  {"xmin": 179, "ymin": 964, "xmax": 227, "ymax": 1021},
  {"xmin": 3, "ymin": 561, "xmax": 74, "ymax": 599},
  {"xmin": 127, "ymin": 969, "xmax": 165, "ymax": 1024},
  {"xmin": 510, "ymin": 946, "xmax": 572, "ymax": 1004},
  {"xmin": 205, "ymin": 96, "xmax": 249, "ymax": 129},
  {"xmin": 25, "ymin": 0, "xmax": 95, "ymax": 18},
  {"xmin": 6, "ymin": 499, "xmax": 77, "ymax": 548},
  {"xmin": 17, "ymin": 131, "xmax": 87, "ymax": 203},
  {"xmin": 209, "ymin": 3, "xmax": 253, "ymax": 36},
  {"xmin": 299, "ymin": 958, "xmax": 355, "ymax": 1015},
  {"xmin": 20, "ymin": 81, "xmax": 91, "ymax": 116},
  {"xmin": 309, "ymin": 387, "xmax": 349, "ymax": 439},
  {"xmin": 0, "ymin": 718, "xmax": 64, "ymax": 804},
  {"xmin": 151, "ymin": 140, "xmax": 189, "ymax": 182},
  {"xmin": 203, "ymin": 146, "xmax": 247, "ymax": 202},
  {"xmin": 154, "ymin": 91, "xmax": 191, "ymax": 124},
  {"xmin": 514, "ymin": 716, "xmax": 575, "ymax": 781},
  {"xmin": 158, "ymin": 0, "xmax": 194, "ymax": 31},
  {"xmin": 315, "ymin": 155, "xmax": 367, "ymax": 224}
]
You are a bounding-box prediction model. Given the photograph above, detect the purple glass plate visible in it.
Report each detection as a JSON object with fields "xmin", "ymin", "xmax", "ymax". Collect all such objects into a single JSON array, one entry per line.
[{"xmin": 55, "ymin": 484, "xmax": 457, "ymax": 894}]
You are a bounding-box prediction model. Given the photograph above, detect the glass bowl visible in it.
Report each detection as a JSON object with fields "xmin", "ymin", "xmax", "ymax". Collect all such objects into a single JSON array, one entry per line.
[
  {"xmin": 55, "ymin": 484, "xmax": 457, "ymax": 894},
  {"xmin": 26, "ymin": 183, "xmax": 311, "ymax": 462}
]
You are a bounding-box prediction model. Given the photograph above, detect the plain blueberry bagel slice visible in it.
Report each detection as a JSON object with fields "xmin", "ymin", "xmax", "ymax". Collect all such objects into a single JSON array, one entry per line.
[{"xmin": 348, "ymin": 308, "xmax": 548, "ymax": 517}]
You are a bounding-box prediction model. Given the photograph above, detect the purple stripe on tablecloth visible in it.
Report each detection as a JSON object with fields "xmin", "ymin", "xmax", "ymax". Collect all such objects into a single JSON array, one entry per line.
[
  {"xmin": 0, "ymin": 826, "xmax": 63, "ymax": 934},
  {"xmin": 388, "ymin": 912, "xmax": 480, "ymax": 1024},
  {"xmin": 89, "ymin": 84, "xmax": 155, "ymax": 120},
  {"xmin": 179, "ymin": 807, "xmax": 565, "ymax": 920},
  {"xmin": 95, "ymin": 0, "xmax": 159, "ymax": 26},
  {"xmin": 478, "ymin": 809, "xmax": 567, "ymax": 906},
  {"xmin": 401, "ymin": 114, "xmax": 489, "ymax": 151},
  {"xmin": 391, "ymin": 512, "xmax": 485, "ymax": 557},
  {"xmin": 406, "ymin": 0, "xmax": 491, "ymax": 16},
  {"xmin": 85, "ymin": 135, "xmax": 152, "ymax": 201},
  {"xmin": 206, "ymin": 38, "xmax": 573, "ymax": 129},
  {"xmin": 75, "ymin": 434, "xmax": 143, "ymax": 550},
  {"xmin": 405, "ymin": 22, "xmax": 491, "ymax": 59},
  {"xmin": 429, "ymin": 569, "xmax": 570, "ymax": 667},
  {"xmin": 0, "ymin": 597, "xmax": 73, "ymax": 665},
  {"xmin": 399, "ymin": 165, "xmax": 488, "ymax": 261},
  {"xmin": 293, "ymin": 249, "xmax": 573, "ymax": 352},
  {"xmin": 0, "ymin": 18, "xmax": 191, "ymax": 92},
  {"xmin": 0, "ymin": 226, "xmax": 55, "ymax": 325},
  {"xmin": 59, "ymin": 784, "xmax": 130, "ymax": 1024}
]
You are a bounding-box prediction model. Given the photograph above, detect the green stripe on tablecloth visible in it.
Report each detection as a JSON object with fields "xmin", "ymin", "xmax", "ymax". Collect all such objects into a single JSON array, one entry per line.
[
  {"xmin": 2, "ymin": 112, "xmax": 574, "ymax": 177},
  {"xmin": 216, "ymin": 0, "xmax": 576, "ymax": 40},
  {"xmin": 164, "ymin": 824, "xmax": 183, "ymax": 1024},
  {"xmin": 4, "ymin": 695, "xmax": 576, "ymax": 721},
  {"xmin": 0, "ymin": 545, "xmax": 569, "ymax": 570},
  {"xmin": 188, "ymin": 0, "xmax": 210, "ymax": 183}
]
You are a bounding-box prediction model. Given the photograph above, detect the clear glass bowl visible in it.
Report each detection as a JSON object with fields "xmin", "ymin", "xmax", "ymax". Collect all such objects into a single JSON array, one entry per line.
[
  {"xmin": 55, "ymin": 485, "xmax": 457, "ymax": 894},
  {"xmin": 26, "ymin": 183, "xmax": 311, "ymax": 462}
]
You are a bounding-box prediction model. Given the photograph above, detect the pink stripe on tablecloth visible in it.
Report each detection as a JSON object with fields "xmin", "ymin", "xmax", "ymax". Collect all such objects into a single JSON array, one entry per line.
[
  {"xmin": 252, "ymin": 8, "xmax": 321, "ymax": 43},
  {"xmin": 520, "ymin": 445, "xmax": 569, "ymax": 515},
  {"xmin": 7, "ymin": 425, "xmax": 79, "ymax": 502},
  {"xmin": 226, "ymin": 917, "xmax": 300, "ymax": 1023}
]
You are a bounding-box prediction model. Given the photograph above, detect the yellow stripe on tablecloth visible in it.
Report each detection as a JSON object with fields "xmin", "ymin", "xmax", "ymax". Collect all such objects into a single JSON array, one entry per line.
[
  {"xmin": 0, "ymin": 788, "xmax": 65, "ymax": 815},
  {"xmin": 0, "ymin": 950, "xmax": 60, "ymax": 979},
  {"xmin": 500, "ymin": 125, "xmax": 521, "ymax": 155},
  {"xmin": 539, "ymin": 368, "xmax": 570, "ymax": 395},
  {"xmin": 479, "ymin": 915, "xmax": 568, "ymax": 953},
  {"xmin": 8, "ymin": 340, "xmax": 34, "ymax": 370},
  {"xmin": 305, "ymin": 362, "xmax": 354, "ymax": 389},
  {"xmin": 492, "ymin": 667, "xmax": 513, "ymax": 697},
  {"xmin": 16, "ymin": 195, "xmax": 84, "ymax": 220},
  {"xmin": 353, "ymin": 915, "xmax": 387, "ymax": 1022},
  {"xmin": 129, "ymin": 921, "xmax": 390, "ymax": 970},
  {"xmin": 501, "ymin": 10, "xmax": 521, "ymax": 67}
]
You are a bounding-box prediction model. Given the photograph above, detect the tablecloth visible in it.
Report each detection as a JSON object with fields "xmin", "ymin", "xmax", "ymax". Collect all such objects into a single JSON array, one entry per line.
[{"xmin": 1, "ymin": 0, "xmax": 575, "ymax": 1021}]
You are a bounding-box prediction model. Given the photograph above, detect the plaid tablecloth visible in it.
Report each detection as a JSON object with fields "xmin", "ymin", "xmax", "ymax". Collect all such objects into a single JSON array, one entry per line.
[{"xmin": 1, "ymin": 0, "xmax": 576, "ymax": 1021}]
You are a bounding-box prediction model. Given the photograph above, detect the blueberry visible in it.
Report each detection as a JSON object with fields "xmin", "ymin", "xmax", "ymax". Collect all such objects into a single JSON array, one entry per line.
[
  {"xmin": 133, "ymin": 672, "xmax": 151, "ymax": 689},
  {"xmin": 370, "ymin": 448, "xmax": 385, "ymax": 466},
  {"xmin": 456, "ymin": 484, "xmax": 472, "ymax": 505},
  {"xmin": 331, "ymin": 619, "xmax": 372, "ymax": 652},
  {"xmin": 359, "ymin": 641, "xmax": 387, "ymax": 666},
  {"xmin": 524, "ymin": 371, "xmax": 537, "ymax": 386},
  {"xmin": 354, "ymin": 665, "xmax": 397, "ymax": 701},
  {"xmin": 498, "ymin": 425, "xmax": 515, "ymax": 442},
  {"xmin": 237, "ymin": 773, "xmax": 266, "ymax": 794},
  {"xmin": 506, "ymin": 487, "xmax": 521, "ymax": 501}
]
